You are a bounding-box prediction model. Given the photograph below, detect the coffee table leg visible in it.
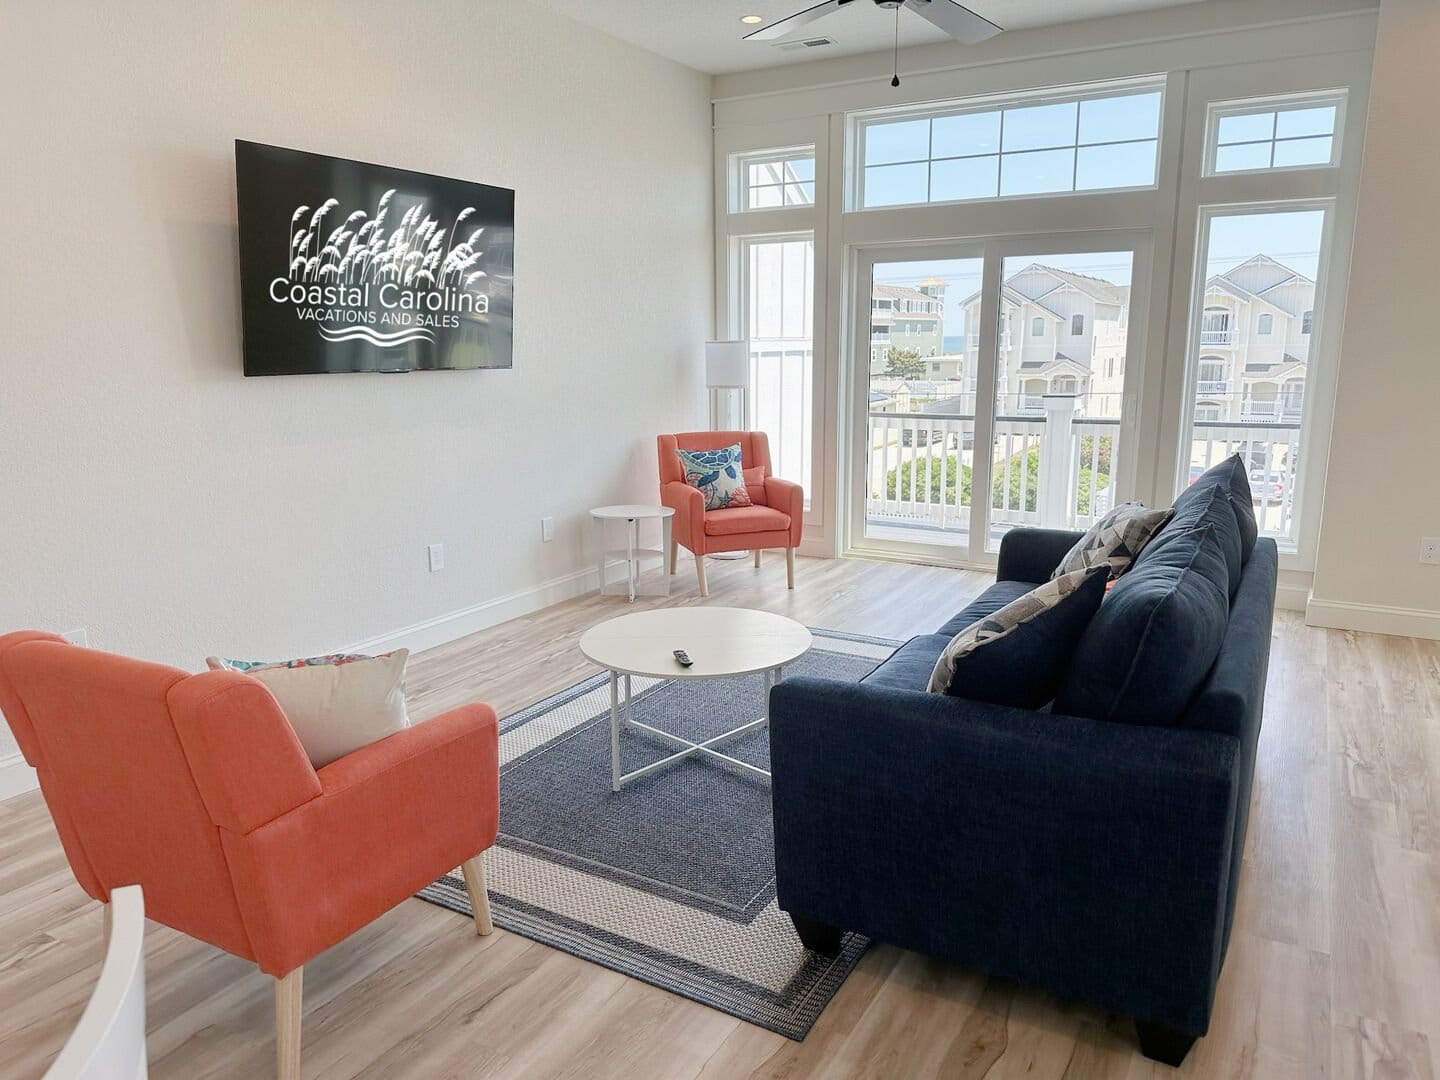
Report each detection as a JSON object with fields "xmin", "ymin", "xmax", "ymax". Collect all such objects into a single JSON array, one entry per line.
[
  {"xmin": 624, "ymin": 673, "xmax": 634, "ymax": 731},
  {"xmin": 609, "ymin": 669, "xmax": 621, "ymax": 793}
]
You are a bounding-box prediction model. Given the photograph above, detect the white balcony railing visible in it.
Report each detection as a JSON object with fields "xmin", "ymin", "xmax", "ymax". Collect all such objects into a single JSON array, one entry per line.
[
  {"xmin": 967, "ymin": 333, "xmax": 1012, "ymax": 350},
  {"xmin": 865, "ymin": 405, "xmax": 1120, "ymax": 544},
  {"xmin": 866, "ymin": 409, "xmax": 1303, "ymax": 546},
  {"xmin": 1200, "ymin": 330, "xmax": 1237, "ymax": 346},
  {"xmin": 1191, "ymin": 420, "xmax": 1301, "ymax": 541},
  {"xmin": 1197, "ymin": 379, "xmax": 1229, "ymax": 395}
]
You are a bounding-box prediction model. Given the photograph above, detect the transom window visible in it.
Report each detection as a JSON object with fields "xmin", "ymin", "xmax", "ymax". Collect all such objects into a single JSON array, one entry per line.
[
  {"xmin": 854, "ymin": 79, "xmax": 1163, "ymax": 209},
  {"xmin": 734, "ymin": 148, "xmax": 816, "ymax": 211},
  {"xmin": 1205, "ymin": 91, "xmax": 1345, "ymax": 175}
]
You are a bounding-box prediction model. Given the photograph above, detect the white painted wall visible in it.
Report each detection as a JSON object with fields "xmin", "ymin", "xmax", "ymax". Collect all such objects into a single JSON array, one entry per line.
[
  {"xmin": 1310, "ymin": 0, "xmax": 1440, "ymax": 637},
  {"xmin": 0, "ymin": 0, "xmax": 713, "ymax": 769}
]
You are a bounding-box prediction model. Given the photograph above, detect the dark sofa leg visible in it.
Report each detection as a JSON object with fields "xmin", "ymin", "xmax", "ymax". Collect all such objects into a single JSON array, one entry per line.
[
  {"xmin": 790, "ymin": 915, "xmax": 844, "ymax": 954},
  {"xmin": 1136, "ymin": 1020, "xmax": 1197, "ymax": 1067}
]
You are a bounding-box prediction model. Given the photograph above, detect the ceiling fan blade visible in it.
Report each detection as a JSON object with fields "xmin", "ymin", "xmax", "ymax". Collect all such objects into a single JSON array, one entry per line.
[
  {"xmin": 905, "ymin": 0, "xmax": 1003, "ymax": 44},
  {"xmin": 743, "ymin": 0, "xmax": 853, "ymax": 42}
]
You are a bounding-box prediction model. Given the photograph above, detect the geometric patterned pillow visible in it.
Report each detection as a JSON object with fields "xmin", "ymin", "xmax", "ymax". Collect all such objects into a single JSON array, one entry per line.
[
  {"xmin": 675, "ymin": 443, "xmax": 753, "ymax": 511},
  {"xmin": 1051, "ymin": 500, "xmax": 1172, "ymax": 580},
  {"xmin": 927, "ymin": 566, "xmax": 1107, "ymax": 695}
]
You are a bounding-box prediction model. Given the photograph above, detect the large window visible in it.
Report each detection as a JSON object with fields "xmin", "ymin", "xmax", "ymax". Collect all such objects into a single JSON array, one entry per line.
[
  {"xmin": 1181, "ymin": 208, "xmax": 1326, "ymax": 547},
  {"xmin": 1205, "ymin": 92, "xmax": 1344, "ymax": 175},
  {"xmin": 744, "ymin": 236, "xmax": 814, "ymax": 500},
  {"xmin": 855, "ymin": 80, "xmax": 1162, "ymax": 209}
]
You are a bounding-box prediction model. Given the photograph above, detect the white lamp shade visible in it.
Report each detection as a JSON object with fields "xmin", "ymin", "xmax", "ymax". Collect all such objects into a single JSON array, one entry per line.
[{"xmin": 705, "ymin": 340, "xmax": 750, "ymax": 389}]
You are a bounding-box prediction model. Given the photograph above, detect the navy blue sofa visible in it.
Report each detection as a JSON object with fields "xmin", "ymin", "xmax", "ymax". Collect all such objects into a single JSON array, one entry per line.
[{"xmin": 769, "ymin": 525, "xmax": 1278, "ymax": 1066}]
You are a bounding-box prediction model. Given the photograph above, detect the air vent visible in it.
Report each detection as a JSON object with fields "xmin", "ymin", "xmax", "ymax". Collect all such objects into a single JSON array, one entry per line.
[{"xmin": 773, "ymin": 36, "xmax": 835, "ymax": 52}]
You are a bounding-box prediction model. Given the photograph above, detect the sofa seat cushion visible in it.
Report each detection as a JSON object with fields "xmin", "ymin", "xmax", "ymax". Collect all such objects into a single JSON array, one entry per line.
[
  {"xmin": 928, "ymin": 566, "xmax": 1110, "ymax": 708},
  {"xmin": 1142, "ymin": 481, "xmax": 1243, "ymax": 597},
  {"xmin": 1175, "ymin": 453, "xmax": 1257, "ymax": 563},
  {"xmin": 703, "ymin": 505, "xmax": 791, "ymax": 536},
  {"xmin": 1055, "ymin": 523, "xmax": 1232, "ymax": 726},
  {"xmin": 861, "ymin": 634, "xmax": 952, "ymax": 693},
  {"xmin": 935, "ymin": 581, "xmax": 1037, "ymax": 637}
]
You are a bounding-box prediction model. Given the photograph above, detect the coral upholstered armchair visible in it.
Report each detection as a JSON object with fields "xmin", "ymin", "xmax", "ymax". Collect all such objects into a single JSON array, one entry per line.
[
  {"xmin": 659, "ymin": 431, "xmax": 803, "ymax": 596},
  {"xmin": 0, "ymin": 631, "xmax": 499, "ymax": 1080}
]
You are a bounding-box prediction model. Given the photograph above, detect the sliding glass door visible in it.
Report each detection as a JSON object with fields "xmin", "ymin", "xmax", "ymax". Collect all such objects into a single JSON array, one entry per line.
[{"xmin": 850, "ymin": 234, "xmax": 1148, "ymax": 565}]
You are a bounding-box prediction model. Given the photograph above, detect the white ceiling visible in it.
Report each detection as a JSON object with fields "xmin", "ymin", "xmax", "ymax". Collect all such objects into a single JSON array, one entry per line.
[{"xmin": 531, "ymin": 0, "xmax": 1214, "ymax": 74}]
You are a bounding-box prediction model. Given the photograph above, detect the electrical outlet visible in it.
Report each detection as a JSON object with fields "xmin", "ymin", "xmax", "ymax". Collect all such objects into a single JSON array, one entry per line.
[
  {"xmin": 428, "ymin": 543, "xmax": 445, "ymax": 573},
  {"xmin": 1422, "ymin": 537, "xmax": 1440, "ymax": 566},
  {"xmin": 61, "ymin": 628, "xmax": 88, "ymax": 647},
  {"xmin": 541, "ymin": 516, "xmax": 555, "ymax": 542}
]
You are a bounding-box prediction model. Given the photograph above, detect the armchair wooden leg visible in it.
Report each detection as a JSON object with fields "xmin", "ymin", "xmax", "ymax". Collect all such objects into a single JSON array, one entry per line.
[
  {"xmin": 102, "ymin": 901, "xmax": 112, "ymax": 951},
  {"xmin": 669, "ymin": 535, "xmax": 678, "ymax": 574},
  {"xmin": 786, "ymin": 547, "xmax": 796, "ymax": 589},
  {"xmin": 275, "ymin": 968, "xmax": 303, "ymax": 1080},
  {"xmin": 694, "ymin": 553, "xmax": 709, "ymax": 597},
  {"xmin": 460, "ymin": 855, "xmax": 494, "ymax": 936},
  {"xmin": 753, "ymin": 549, "xmax": 762, "ymax": 568}
]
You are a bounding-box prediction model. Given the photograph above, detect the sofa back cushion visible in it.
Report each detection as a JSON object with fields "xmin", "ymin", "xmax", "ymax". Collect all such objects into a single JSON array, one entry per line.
[
  {"xmin": 1054, "ymin": 524, "xmax": 1231, "ymax": 726},
  {"xmin": 1174, "ymin": 454, "xmax": 1257, "ymax": 563},
  {"xmin": 928, "ymin": 565, "xmax": 1110, "ymax": 708},
  {"xmin": 1139, "ymin": 482, "xmax": 1243, "ymax": 597}
]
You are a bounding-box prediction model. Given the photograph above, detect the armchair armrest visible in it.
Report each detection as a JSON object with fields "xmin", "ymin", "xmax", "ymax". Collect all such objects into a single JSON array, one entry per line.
[
  {"xmin": 763, "ymin": 476, "xmax": 804, "ymax": 545},
  {"xmin": 996, "ymin": 527, "xmax": 1084, "ymax": 583},
  {"xmin": 768, "ymin": 676, "xmax": 1239, "ymax": 1034},
  {"xmin": 661, "ymin": 480, "xmax": 706, "ymax": 552},
  {"xmin": 219, "ymin": 703, "xmax": 499, "ymax": 976}
]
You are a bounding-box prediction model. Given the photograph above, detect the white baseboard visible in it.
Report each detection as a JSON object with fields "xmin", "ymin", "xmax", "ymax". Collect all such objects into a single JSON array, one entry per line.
[
  {"xmin": 346, "ymin": 554, "xmax": 662, "ymax": 656},
  {"xmin": 0, "ymin": 752, "xmax": 38, "ymax": 802},
  {"xmin": 1305, "ymin": 596, "xmax": 1440, "ymax": 641},
  {"xmin": 1275, "ymin": 580, "xmax": 1310, "ymax": 613}
]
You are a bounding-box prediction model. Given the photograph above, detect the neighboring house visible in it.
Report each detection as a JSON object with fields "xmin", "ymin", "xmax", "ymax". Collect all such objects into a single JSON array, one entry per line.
[
  {"xmin": 955, "ymin": 255, "xmax": 1313, "ymax": 424},
  {"xmin": 1192, "ymin": 254, "xmax": 1313, "ymax": 424},
  {"xmin": 870, "ymin": 278, "xmax": 948, "ymax": 373},
  {"xmin": 959, "ymin": 264, "xmax": 1130, "ymax": 418}
]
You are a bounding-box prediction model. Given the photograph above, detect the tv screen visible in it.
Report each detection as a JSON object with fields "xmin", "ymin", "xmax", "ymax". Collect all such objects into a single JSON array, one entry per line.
[{"xmin": 235, "ymin": 140, "xmax": 514, "ymax": 376}]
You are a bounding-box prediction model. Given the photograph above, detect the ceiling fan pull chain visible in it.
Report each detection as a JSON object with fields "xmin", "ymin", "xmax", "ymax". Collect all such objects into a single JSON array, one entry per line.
[{"xmin": 891, "ymin": 5, "xmax": 901, "ymax": 87}]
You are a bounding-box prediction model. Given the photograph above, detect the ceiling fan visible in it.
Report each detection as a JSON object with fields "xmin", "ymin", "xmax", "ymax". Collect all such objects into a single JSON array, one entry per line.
[{"xmin": 743, "ymin": 0, "xmax": 1003, "ymax": 48}]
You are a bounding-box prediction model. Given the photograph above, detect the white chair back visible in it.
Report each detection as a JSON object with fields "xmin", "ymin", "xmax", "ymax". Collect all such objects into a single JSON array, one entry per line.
[{"xmin": 45, "ymin": 885, "xmax": 148, "ymax": 1080}]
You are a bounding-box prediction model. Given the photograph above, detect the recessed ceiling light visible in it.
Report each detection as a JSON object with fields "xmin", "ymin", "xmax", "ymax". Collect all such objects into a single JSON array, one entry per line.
[{"xmin": 740, "ymin": 14, "xmax": 764, "ymax": 24}]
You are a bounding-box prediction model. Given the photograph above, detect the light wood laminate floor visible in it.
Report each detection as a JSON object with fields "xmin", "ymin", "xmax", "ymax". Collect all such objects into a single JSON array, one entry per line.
[{"xmin": 2, "ymin": 554, "xmax": 1437, "ymax": 1078}]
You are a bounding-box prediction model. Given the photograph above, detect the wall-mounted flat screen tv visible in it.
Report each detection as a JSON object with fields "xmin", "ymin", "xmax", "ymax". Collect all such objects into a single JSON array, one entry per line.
[{"xmin": 235, "ymin": 140, "xmax": 514, "ymax": 376}]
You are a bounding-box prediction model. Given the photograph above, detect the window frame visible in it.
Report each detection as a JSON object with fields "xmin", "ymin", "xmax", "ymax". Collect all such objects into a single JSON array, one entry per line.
[
  {"xmin": 846, "ymin": 76, "xmax": 1166, "ymax": 212},
  {"xmin": 1202, "ymin": 89, "xmax": 1347, "ymax": 178},
  {"xmin": 730, "ymin": 145, "xmax": 818, "ymax": 213}
]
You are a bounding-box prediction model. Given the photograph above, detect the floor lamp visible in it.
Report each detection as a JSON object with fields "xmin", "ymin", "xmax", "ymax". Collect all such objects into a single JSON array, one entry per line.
[
  {"xmin": 706, "ymin": 340, "xmax": 749, "ymax": 431},
  {"xmin": 706, "ymin": 340, "xmax": 751, "ymax": 560}
]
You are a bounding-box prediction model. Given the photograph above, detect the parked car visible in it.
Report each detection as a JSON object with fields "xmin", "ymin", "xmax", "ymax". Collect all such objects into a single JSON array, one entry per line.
[{"xmin": 1248, "ymin": 470, "xmax": 1286, "ymax": 499}]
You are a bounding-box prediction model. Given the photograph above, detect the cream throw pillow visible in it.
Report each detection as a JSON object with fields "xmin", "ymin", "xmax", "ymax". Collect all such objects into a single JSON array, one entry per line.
[{"xmin": 206, "ymin": 651, "xmax": 411, "ymax": 768}]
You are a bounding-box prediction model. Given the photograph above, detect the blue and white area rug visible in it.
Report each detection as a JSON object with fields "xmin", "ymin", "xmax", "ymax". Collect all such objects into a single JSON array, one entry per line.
[{"xmin": 418, "ymin": 628, "xmax": 899, "ymax": 1039}]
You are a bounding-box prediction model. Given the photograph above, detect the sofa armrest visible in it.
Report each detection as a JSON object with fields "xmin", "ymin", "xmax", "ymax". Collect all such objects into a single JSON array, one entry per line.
[
  {"xmin": 763, "ymin": 476, "xmax": 804, "ymax": 545},
  {"xmin": 219, "ymin": 703, "xmax": 499, "ymax": 976},
  {"xmin": 768, "ymin": 676, "xmax": 1239, "ymax": 1034},
  {"xmin": 995, "ymin": 527, "xmax": 1084, "ymax": 583},
  {"xmin": 661, "ymin": 480, "xmax": 706, "ymax": 553}
]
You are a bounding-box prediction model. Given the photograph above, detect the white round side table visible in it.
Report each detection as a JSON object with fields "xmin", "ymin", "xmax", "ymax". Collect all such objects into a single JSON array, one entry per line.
[{"xmin": 589, "ymin": 504, "xmax": 675, "ymax": 603}]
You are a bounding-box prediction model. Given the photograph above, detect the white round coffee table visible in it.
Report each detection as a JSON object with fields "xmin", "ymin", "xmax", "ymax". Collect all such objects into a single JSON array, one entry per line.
[{"xmin": 579, "ymin": 607, "xmax": 812, "ymax": 792}]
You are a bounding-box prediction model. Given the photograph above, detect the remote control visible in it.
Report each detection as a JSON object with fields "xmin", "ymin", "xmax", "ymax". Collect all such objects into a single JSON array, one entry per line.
[{"xmin": 673, "ymin": 649, "xmax": 693, "ymax": 667}]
